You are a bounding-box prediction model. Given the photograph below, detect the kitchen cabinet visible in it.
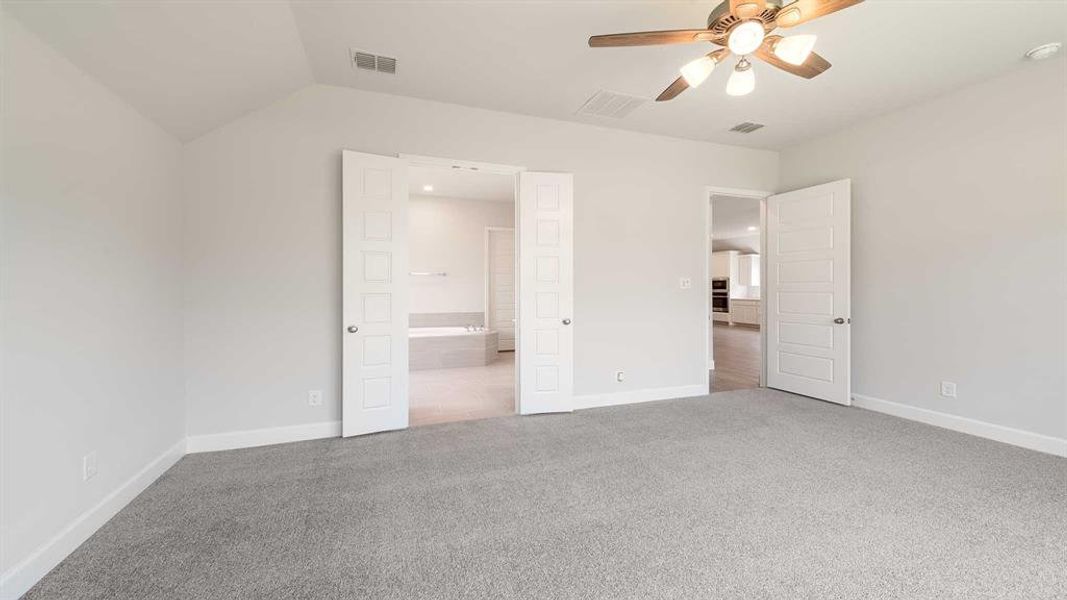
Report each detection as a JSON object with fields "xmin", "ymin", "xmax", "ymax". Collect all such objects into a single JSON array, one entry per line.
[
  {"xmin": 711, "ymin": 250, "xmax": 738, "ymax": 280},
  {"xmin": 712, "ymin": 250, "xmax": 759, "ymax": 290},
  {"xmin": 738, "ymin": 254, "xmax": 760, "ymax": 287},
  {"xmin": 730, "ymin": 299, "xmax": 761, "ymax": 326}
]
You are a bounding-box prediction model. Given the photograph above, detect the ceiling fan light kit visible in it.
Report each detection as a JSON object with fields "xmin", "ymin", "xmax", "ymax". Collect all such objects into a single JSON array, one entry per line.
[
  {"xmin": 773, "ymin": 34, "xmax": 818, "ymax": 65},
  {"xmin": 588, "ymin": 0, "xmax": 864, "ymax": 101},
  {"xmin": 727, "ymin": 58, "xmax": 756, "ymax": 96},
  {"xmin": 727, "ymin": 20, "xmax": 766, "ymax": 55},
  {"xmin": 681, "ymin": 54, "xmax": 718, "ymax": 87}
]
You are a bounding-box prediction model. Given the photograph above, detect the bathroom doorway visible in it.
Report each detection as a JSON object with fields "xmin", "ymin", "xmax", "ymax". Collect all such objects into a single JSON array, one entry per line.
[
  {"xmin": 343, "ymin": 150, "xmax": 574, "ymax": 437},
  {"xmin": 406, "ymin": 163, "xmax": 517, "ymax": 426}
]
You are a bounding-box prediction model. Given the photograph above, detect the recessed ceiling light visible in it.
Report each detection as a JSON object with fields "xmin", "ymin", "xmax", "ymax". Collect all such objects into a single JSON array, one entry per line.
[
  {"xmin": 422, "ymin": 184, "xmax": 434, "ymax": 192},
  {"xmin": 1026, "ymin": 42, "xmax": 1062, "ymax": 61},
  {"xmin": 747, "ymin": 226, "xmax": 758, "ymax": 232}
]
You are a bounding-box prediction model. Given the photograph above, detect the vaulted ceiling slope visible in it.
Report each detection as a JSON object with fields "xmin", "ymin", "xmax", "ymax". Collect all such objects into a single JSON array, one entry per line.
[
  {"xmin": 3, "ymin": 1, "xmax": 314, "ymax": 141},
  {"xmin": 6, "ymin": 1, "xmax": 1065, "ymax": 148}
]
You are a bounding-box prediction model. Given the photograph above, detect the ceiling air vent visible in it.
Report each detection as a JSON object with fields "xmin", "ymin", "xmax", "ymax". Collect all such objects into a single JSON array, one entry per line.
[
  {"xmin": 351, "ymin": 49, "xmax": 397, "ymax": 75},
  {"xmin": 576, "ymin": 90, "xmax": 647, "ymax": 119},
  {"xmin": 729, "ymin": 121, "xmax": 765, "ymax": 133}
]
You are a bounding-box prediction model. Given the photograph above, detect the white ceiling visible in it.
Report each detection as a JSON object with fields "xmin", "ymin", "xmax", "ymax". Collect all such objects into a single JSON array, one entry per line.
[
  {"xmin": 410, "ymin": 166, "xmax": 514, "ymax": 203},
  {"xmin": 710, "ymin": 194, "xmax": 761, "ymax": 240},
  {"xmin": 6, "ymin": 1, "xmax": 1065, "ymax": 147},
  {"xmin": 4, "ymin": 0, "xmax": 314, "ymax": 141}
]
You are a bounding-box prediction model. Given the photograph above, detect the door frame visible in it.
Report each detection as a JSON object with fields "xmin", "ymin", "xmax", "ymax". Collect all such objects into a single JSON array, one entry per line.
[
  {"xmin": 484, "ymin": 226, "xmax": 516, "ymax": 353},
  {"xmin": 706, "ymin": 185, "xmax": 773, "ymax": 389},
  {"xmin": 399, "ymin": 154, "xmax": 526, "ymax": 413}
]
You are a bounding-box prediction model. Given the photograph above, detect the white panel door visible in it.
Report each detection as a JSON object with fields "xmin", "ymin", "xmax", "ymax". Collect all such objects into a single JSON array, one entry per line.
[
  {"xmin": 766, "ymin": 179, "xmax": 851, "ymax": 405},
  {"xmin": 487, "ymin": 228, "xmax": 516, "ymax": 351},
  {"xmin": 518, "ymin": 172, "xmax": 573, "ymax": 414},
  {"xmin": 342, "ymin": 150, "xmax": 409, "ymax": 436}
]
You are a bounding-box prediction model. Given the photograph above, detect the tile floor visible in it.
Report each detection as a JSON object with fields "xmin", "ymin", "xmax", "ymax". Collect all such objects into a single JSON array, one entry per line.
[
  {"xmin": 409, "ymin": 351, "xmax": 515, "ymax": 426},
  {"xmin": 410, "ymin": 324, "xmax": 759, "ymax": 427}
]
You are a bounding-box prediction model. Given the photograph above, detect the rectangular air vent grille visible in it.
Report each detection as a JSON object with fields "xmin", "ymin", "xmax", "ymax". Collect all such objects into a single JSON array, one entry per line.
[
  {"xmin": 576, "ymin": 90, "xmax": 647, "ymax": 119},
  {"xmin": 351, "ymin": 50, "xmax": 397, "ymax": 75},
  {"xmin": 730, "ymin": 121, "xmax": 765, "ymax": 133}
]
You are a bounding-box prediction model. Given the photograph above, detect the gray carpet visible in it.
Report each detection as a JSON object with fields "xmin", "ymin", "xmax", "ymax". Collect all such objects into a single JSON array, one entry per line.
[{"xmin": 24, "ymin": 389, "xmax": 1067, "ymax": 599}]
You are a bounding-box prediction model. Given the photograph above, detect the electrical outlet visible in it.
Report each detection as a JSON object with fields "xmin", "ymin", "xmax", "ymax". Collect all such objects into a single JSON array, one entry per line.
[
  {"xmin": 679, "ymin": 277, "xmax": 692, "ymax": 289},
  {"xmin": 82, "ymin": 451, "xmax": 98, "ymax": 482},
  {"xmin": 939, "ymin": 381, "xmax": 957, "ymax": 398},
  {"xmin": 308, "ymin": 390, "xmax": 323, "ymax": 407},
  {"xmin": 615, "ymin": 370, "xmax": 625, "ymax": 383}
]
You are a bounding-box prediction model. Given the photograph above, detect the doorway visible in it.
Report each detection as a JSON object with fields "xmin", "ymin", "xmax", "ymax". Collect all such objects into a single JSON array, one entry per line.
[
  {"xmin": 706, "ymin": 181, "xmax": 853, "ymax": 406},
  {"xmin": 341, "ymin": 150, "xmax": 576, "ymax": 438},
  {"xmin": 406, "ymin": 165, "xmax": 517, "ymax": 426},
  {"xmin": 708, "ymin": 191, "xmax": 766, "ymax": 393}
]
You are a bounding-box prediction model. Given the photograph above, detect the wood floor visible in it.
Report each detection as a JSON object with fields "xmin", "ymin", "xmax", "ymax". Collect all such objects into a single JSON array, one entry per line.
[{"xmin": 710, "ymin": 322, "xmax": 761, "ymax": 393}]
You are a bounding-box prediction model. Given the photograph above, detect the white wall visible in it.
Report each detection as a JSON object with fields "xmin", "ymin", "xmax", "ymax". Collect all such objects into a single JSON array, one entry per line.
[
  {"xmin": 0, "ymin": 14, "xmax": 185, "ymax": 593},
  {"xmin": 409, "ymin": 194, "xmax": 513, "ymax": 315},
  {"xmin": 779, "ymin": 59, "xmax": 1067, "ymax": 441},
  {"xmin": 183, "ymin": 83, "xmax": 778, "ymax": 436}
]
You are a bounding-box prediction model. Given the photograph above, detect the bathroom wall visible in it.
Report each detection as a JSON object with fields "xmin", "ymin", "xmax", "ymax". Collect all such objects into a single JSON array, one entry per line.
[{"xmin": 409, "ymin": 194, "xmax": 515, "ymax": 316}]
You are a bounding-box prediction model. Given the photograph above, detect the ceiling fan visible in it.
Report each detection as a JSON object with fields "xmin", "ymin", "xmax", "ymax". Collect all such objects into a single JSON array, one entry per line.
[{"xmin": 588, "ymin": 0, "xmax": 863, "ymax": 100}]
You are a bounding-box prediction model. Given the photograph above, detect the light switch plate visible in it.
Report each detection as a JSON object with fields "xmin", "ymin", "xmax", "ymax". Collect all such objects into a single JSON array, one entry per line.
[{"xmin": 679, "ymin": 277, "xmax": 692, "ymax": 289}]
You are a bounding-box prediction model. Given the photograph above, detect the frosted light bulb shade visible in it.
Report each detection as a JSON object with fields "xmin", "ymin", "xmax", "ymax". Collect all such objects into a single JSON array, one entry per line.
[
  {"xmin": 773, "ymin": 35, "xmax": 817, "ymax": 65},
  {"xmin": 726, "ymin": 65, "xmax": 755, "ymax": 96},
  {"xmin": 680, "ymin": 55, "xmax": 716, "ymax": 87},
  {"xmin": 727, "ymin": 20, "xmax": 765, "ymax": 55}
]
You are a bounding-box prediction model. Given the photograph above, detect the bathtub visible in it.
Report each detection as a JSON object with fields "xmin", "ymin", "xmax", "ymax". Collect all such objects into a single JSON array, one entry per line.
[
  {"xmin": 410, "ymin": 326, "xmax": 480, "ymax": 338},
  {"xmin": 409, "ymin": 327, "xmax": 499, "ymax": 370}
]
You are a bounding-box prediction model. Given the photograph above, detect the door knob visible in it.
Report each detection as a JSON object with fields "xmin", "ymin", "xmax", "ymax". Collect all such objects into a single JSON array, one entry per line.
[
  {"xmin": 347, "ymin": 325, "xmax": 359, "ymax": 333},
  {"xmin": 562, "ymin": 318, "xmax": 572, "ymax": 326},
  {"xmin": 833, "ymin": 318, "xmax": 846, "ymax": 324}
]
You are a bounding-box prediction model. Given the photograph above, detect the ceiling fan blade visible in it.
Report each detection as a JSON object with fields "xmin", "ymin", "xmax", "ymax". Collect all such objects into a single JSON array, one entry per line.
[
  {"xmin": 589, "ymin": 29, "xmax": 716, "ymax": 47},
  {"xmin": 775, "ymin": 0, "xmax": 864, "ymax": 28},
  {"xmin": 656, "ymin": 77, "xmax": 690, "ymax": 102},
  {"xmin": 729, "ymin": 0, "xmax": 768, "ymax": 19},
  {"xmin": 754, "ymin": 36, "xmax": 831, "ymax": 79}
]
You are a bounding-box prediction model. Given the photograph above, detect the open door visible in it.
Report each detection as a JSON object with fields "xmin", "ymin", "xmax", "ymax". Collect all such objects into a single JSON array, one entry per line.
[
  {"xmin": 518, "ymin": 172, "xmax": 574, "ymax": 414},
  {"xmin": 342, "ymin": 150, "xmax": 409, "ymax": 436},
  {"xmin": 765, "ymin": 179, "xmax": 851, "ymax": 405}
]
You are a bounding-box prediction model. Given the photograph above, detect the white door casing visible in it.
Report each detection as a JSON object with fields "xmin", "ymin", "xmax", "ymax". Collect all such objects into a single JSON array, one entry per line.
[
  {"xmin": 342, "ymin": 151, "xmax": 409, "ymax": 436},
  {"xmin": 765, "ymin": 179, "xmax": 851, "ymax": 405},
  {"xmin": 518, "ymin": 172, "xmax": 574, "ymax": 414},
  {"xmin": 487, "ymin": 228, "xmax": 516, "ymax": 351}
]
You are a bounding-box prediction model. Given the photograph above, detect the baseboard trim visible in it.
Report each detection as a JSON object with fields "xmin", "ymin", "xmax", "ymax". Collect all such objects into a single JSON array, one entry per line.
[
  {"xmin": 185, "ymin": 420, "xmax": 341, "ymax": 454},
  {"xmin": 0, "ymin": 439, "xmax": 186, "ymax": 600},
  {"xmin": 575, "ymin": 384, "xmax": 708, "ymax": 411},
  {"xmin": 852, "ymin": 393, "xmax": 1067, "ymax": 458}
]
